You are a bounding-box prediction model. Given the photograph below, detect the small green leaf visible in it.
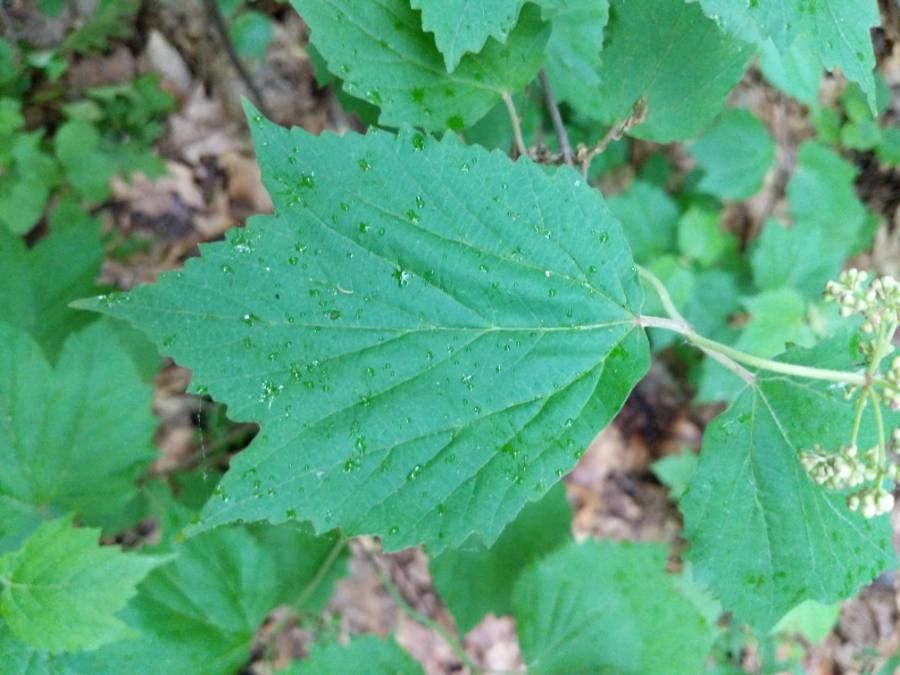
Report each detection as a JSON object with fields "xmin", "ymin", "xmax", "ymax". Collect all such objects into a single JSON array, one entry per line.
[
  {"xmin": 291, "ymin": 0, "xmax": 549, "ymax": 131},
  {"xmin": 283, "ymin": 635, "xmax": 423, "ymax": 674},
  {"xmin": 430, "ymin": 483, "xmax": 571, "ymax": 633},
  {"xmin": 0, "ymin": 323, "xmax": 156, "ymax": 548},
  {"xmin": 683, "ymin": 334, "xmax": 897, "ymax": 631},
  {"xmin": 0, "ymin": 517, "xmax": 162, "ymax": 654},
  {"xmin": 410, "ymin": 0, "xmax": 525, "ymax": 72},
  {"xmin": 73, "ymin": 523, "xmax": 346, "ymax": 674},
  {"xmin": 79, "ymin": 110, "xmax": 649, "ymax": 554},
  {"xmin": 677, "ymin": 206, "xmax": 734, "ymax": 267},
  {"xmin": 690, "ymin": 109, "xmax": 775, "ymax": 201},
  {"xmin": 697, "ymin": 0, "xmax": 879, "ymax": 111},
  {"xmin": 0, "ymin": 205, "xmax": 103, "ymax": 360},
  {"xmin": 608, "ymin": 180, "xmax": 679, "ymax": 263},
  {"xmin": 0, "ymin": 132, "xmax": 58, "ymax": 234},
  {"xmin": 54, "ymin": 120, "xmax": 114, "ymax": 202},
  {"xmin": 228, "ymin": 10, "xmax": 273, "ymax": 60},
  {"xmin": 586, "ymin": 0, "xmax": 753, "ymax": 141},
  {"xmin": 772, "ymin": 599, "xmax": 840, "ymax": 645},
  {"xmin": 651, "ymin": 449, "xmax": 698, "ymax": 500},
  {"xmin": 758, "ymin": 35, "xmax": 822, "ymax": 107},
  {"xmin": 37, "ymin": 0, "xmax": 65, "ymax": 17},
  {"xmin": 538, "ymin": 0, "xmax": 609, "ymax": 113},
  {"xmin": 513, "ymin": 540, "xmax": 717, "ymax": 673}
]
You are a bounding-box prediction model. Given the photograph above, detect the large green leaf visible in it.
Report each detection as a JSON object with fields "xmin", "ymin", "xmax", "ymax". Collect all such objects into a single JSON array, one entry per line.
[
  {"xmin": 292, "ymin": 0, "xmax": 549, "ymax": 132},
  {"xmin": 539, "ymin": 0, "xmax": 609, "ymax": 113},
  {"xmin": 585, "ymin": 0, "xmax": 753, "ymax": 142},
  {"xmin": 682, "ymin": 335, "xmax": 897, "ymax": 632},
  {"xmin": 80, "ymin": 110, "xmax": 649, "ymax": 553},
  {"xmin": 73, "ymin": 522, "xmax": 344, "ymax": 674},
  {"xmin": 0, "ymin": 323, "xmax": 156, "ymax": 549},
  {"xmin": 410, "ymin": 0, "xmax": 525, "ymax": 72},
  {"xmin": 284, "ymin": 635, "xmax": 423, "ymax": 674},
  {"xmin": 430, "ymin": 482, "xmax": 571, "ymax": 632},
  {"xmin": 0, "ymin": 517, "xmax": 161, "ymax": 654},
  {"xmin": 689, "ymin": 108, "xmax": 775, "ymax": 201},
  {"xmin": 513, "ymin": 540, "xmax": 717, "ymax": 673},
  {"xmin": 697, "ymin": 0, "xmax": 879, "ymax": 110},
  {"xmin": 0, "ymin": 203, "xmax": 103, "ymax": 360}
]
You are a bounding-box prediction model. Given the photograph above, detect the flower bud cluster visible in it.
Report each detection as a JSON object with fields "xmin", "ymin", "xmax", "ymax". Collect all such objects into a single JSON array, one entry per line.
[
  {"xmin": 801, "ymin": 444, "xmax": 877, "ymax": 489},
  {"xmin": 824, "ymin": 270, "xmax": 899, "ymax": 334},
  {"xmin": 801, "ymin": 444, "xmax": 897, "ymax": 518},
  {"xmin": 847, "ymin": 487, "xmax": 895, "ymax": 518}
]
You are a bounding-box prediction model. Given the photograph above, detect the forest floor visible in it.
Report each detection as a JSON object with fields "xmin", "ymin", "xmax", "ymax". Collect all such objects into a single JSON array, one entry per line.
[{"xmin": 22, "ymin": 0, "xmax": 900, "ymax": 672}]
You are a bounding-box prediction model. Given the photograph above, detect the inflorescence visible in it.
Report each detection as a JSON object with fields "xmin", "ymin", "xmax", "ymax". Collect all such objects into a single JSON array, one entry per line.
[{"xmin": 800, "ymin": 269, "xmax": 900, "ymax": 518}]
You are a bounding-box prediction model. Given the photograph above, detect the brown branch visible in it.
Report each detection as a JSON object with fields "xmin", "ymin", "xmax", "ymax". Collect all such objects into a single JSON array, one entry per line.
[
  {"xmin": 202, "ymin": 0, "xmax": 271, "ymax": 118},
  {"xmin": 577, "ymin": 97, "xmax": 647, "ymax": 179},
  {"xmin": 538, "ymin": 69, "xmax": 573, "ymax": 166}
]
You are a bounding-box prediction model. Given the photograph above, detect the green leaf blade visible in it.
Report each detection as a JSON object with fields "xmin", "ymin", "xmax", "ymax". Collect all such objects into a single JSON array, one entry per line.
[
  {"xmin": 513, "ymin": 540, "xmax": 717, "ymax": 673},
  {"xmin": 81, "ymin": 112, "xmax": 649, "ymax": 553},
  {"xmin": 682, "ymin": 336, "xmax": 896, "ymax": 632},
  {"xmin": 410, "ymin": 0, "xmax": 525, "ymax": 72},
  {"xmin": 0, "ymin": 517, "xmax": 162, "ymax": 654},
  {"xmin": 291, "ymin": 0, "xmax": 549, "ymax": 132}
]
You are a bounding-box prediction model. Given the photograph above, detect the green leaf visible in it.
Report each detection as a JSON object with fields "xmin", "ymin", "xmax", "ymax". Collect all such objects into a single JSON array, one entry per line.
[
  {"xmin": 0, "ymin": 132, "xmax": 58, "ymax": 234},
  {"xmin": 690, "ymin": 109, "xmax": 775, "ymax": 201},
  {"xmin": 284, "ymin": 635, "xmax": 423, "ymax": 674},
  {"xmin": 0, "ymin": 205, "xmax": 104, "ymax": 360},
  {"xmin": 758, "ymin": 35, "xmax": 822, "ymax": 107},
  {"xmin": 79, "ymin": 110, "xmax": 649, "ymax": 554},
  {"xmin": 0, "ymin": 323, "xmax": 156, "ymax": 548},
  {"xmin": 585, "ymin": 0, "xmax": 753, "ymax": 142},
  {"xmin": 291, "ymin": 0, "xmax": 549, "ymax": 132},
  {"xmin": 513, "ymin": 540, "xmax": 717, "ymax": 673},
  {"xmin": 651, "ymin": 449, "xmax": 698, "ymax": 500},
  {"xmin": 73, "ymin": 523, "xmax": 345, "ymax": 674},
  {"xmin": 61, "ymin": 0, "xmax": 140, "ymax": 54},
  {"xmin": 430, "ymin": 483, "xmax": 571, "ymax": 633},
  {"xmin": 608, "ymin": 180, "xmax": 679, "ymax": 263},
  {"xmin": 54, "ymin": 120, "xmax": 114, "ymax": 203},
  {"xmin": 876, "ymin": 127, "xmax": 900, "ymax": 166},
  {"xmin": 682, "ymin": 334, "xmax": 897, "ymax": 632},
  {"xmin": 0, "ymin": 517, "xmax": 161, "ymax": 654},
  {"xmin": 677, "ymin": 206, "xmax": 735, "ymax": 267},
  {"xmin": 697, "ymin": 0, "xmax": 879, "ymax": 111},
  {"xmin": 539, "ymin": 0, "xmax": 609, "ymax": 113},
  {"xmin": 37, "ymin": 0, "xmax": 65, "ymax": 17},
  {"xmin": 228, "ymin": 10, "xmax": 273, "ymax": 60},
  {"xmin": 410, "ymin": 0, "xmax": 525, "ymax": 72},
  {"xmin": 771, "ymin": 599, "xmax": 840, "ymax": 644}
]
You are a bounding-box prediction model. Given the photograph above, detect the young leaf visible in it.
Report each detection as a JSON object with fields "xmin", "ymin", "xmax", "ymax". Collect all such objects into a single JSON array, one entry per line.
[
  {"xmin": 585, "ymin": 0, "xmax": 753, "ymax": 142},
  {"xmin": 79, "ymin": 110, "xmax": 649, "ymax": 553},
  {"xmin": 0, "ymin": 517, "xmax": 162, "ymax": 654},
  {"xmin": 430, "ymin": 482, "xmax": 571, "ymax": 633},
  {"xmin": 697, "ymin": 0, "xmax": 879, "ymax": 111},
  {"xmin": 292, "ymin": 0, "xmax": 549, "ymax": 132},
  {"xmin": 410, "ymin": 0, "xmax": 525, "ymax": 72},
  {"xmin": 283, "ymin": 635, "xmax": 423, "ymax": 674},
  {"xmin": 0, "ymin": 132, "xmax": 58, "ymax": 235},
  {"xmin": 758, "ymin": 35, "xmax": 822, "ymax": 108},
  {"xmin": 513, "ymin": 540, "xmax": 716, "ymax": 673},
  {"xmin": 0, "ymin": 205, "xmax": 103, "ymax": 360},
  {"xmin": 73, "ymin": 523, "xmax": 344, "ymax": 674},
  {"xmin": 0, "ymin": 322, "xmax": 156, "ymax": 548},
  {"xmin": 607, "ymin": 180, "xmax": 679, "ymax": 263},
  {"xmin": 682, "ymin": 335, "xmax": 897, "ymax": 632},
  {"xmin": 538, "ymin": 0, "xmax": 609, "ymax": 113},
  {"xmin": 689, "ymin": 109, "xmax": 775, "ymax": 201}
]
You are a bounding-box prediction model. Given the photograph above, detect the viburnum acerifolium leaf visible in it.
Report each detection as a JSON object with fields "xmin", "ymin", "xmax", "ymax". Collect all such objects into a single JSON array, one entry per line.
[
  {"xmin": 409, "ymin": 0, "xmax": 526, "ymax": 72},
  {"xmin": 681, "ymin": 333, "xmax": 897, "ymax": 632},
  {"xmin": 76, "ymin": 105, "xmax": 649, "ymax": 554},
  {"xmin": 291, "ymin": 0, "xmax": 549, "ymax": 133}
]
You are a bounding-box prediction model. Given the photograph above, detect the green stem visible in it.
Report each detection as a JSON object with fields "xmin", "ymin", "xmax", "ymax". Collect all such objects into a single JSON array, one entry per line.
[
  {"xmin": 850, "ymin": 393, "xmax": 868, "ymax": 448},
  {"xmin": 293, "ymin": 536, "xmax": 347, "ymax": 609},
  {"xmin": 870, "ymin": 389, "xmax": 887, "ymax": 468},
  {"xmin": 636, "ymin": 264, "xmax": 873, "ymax": 387},
  {"xmin": 638, "ymin": 315, "xmax": 870, "ymax": 386}
]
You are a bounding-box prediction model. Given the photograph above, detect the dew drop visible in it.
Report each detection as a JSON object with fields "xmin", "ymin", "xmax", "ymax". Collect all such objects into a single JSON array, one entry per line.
[{"xmin": 407, "ymin": 465, "xmax": 423, "ymax": 481}]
